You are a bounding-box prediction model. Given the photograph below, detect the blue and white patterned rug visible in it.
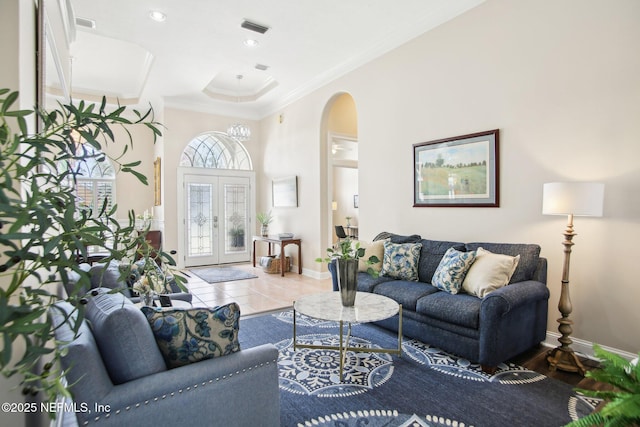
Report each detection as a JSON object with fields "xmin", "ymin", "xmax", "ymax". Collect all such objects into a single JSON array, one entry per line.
[{"xmin": 240, "ymin": 310, "xmax": 600, "ymax": 427}]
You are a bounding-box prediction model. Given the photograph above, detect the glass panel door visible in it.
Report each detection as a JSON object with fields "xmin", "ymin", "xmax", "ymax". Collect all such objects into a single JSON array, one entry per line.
[
  {"xmin": 219, "ymin": 176, "xmax": 250, "ymax": 264},
  {"xmin": 184, "ymin": 176, "xmax": 218, "ymax": 266},
  {"xmin": 182, "ymin": 174, "xmax": 251, "ymax": 267}
]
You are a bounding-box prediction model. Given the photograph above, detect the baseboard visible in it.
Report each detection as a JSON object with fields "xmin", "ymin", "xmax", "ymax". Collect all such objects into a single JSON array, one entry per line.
[
  {"xmin": 301, "ymin": 267, "xmax": 330, "ymax": 280},
  {"xmin": 544, "ymin": 331, "xmax": 637, "ymax": 361}
]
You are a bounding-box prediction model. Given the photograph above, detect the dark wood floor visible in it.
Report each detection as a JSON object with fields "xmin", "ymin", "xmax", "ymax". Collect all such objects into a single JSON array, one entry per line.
[{"xmin": 511, "ymin": 345, "xmax": 612, "ymax": 392}]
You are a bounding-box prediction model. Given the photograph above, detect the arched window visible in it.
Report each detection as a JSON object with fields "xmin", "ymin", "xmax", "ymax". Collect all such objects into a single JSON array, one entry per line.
[
  {"xmin": 180, "ymin": 132, "xmax": 252, "ymax": 170},
  {"xmin": 58, "ymin": 145, "xmax": 116, "ymax": 217}
]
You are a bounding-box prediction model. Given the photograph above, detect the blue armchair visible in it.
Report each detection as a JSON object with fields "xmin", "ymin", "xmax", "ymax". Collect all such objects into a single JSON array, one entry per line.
[{"xmin": 49, "ymin": 290, "xmax": 280, "ymax": 426}]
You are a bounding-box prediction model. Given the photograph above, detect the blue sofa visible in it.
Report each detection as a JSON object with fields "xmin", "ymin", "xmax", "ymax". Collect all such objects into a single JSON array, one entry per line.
[
  {"xmin": 329, "ymin": 233, "xmax": 549, "ymax": 369},
  {"xmin": 49, "ymin": 289, "xmax": 280, "ymax": 426}
]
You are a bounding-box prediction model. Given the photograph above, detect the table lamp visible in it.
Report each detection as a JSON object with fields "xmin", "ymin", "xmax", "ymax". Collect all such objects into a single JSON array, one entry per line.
[{"xmin": 542, "ymin": 182, "xmax": 605, "ymax": 375}]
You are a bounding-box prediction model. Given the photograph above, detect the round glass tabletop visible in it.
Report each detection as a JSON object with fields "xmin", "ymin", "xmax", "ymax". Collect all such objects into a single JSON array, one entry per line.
[{"xmin": 294, "ymin": 291, "xmax": 399, "ymax": 323}]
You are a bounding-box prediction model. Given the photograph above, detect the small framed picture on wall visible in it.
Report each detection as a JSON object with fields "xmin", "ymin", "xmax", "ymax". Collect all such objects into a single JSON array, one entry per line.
[{"xmin": 272, "ymin": 176, "xmax": 298, "ymax": 207}]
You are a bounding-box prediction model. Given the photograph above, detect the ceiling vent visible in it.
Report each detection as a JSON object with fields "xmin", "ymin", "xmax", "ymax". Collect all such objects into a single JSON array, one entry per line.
[
  {"xmin": 255, "ymin": 63, "xmax": 269, "ymax": 71},
  {"xmin": 75, "ymin": 17, "xmax": 96, "ymax": 29},
  {"xmin": 241, "ymin": 19, "xmax": 269, "ymax": 34}
]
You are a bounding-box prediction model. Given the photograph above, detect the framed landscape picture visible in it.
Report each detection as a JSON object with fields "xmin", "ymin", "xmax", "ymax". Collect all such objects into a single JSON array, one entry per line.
[{"xmin": 413, "ymin": 129, "xmax": 499, "ymax": 207}]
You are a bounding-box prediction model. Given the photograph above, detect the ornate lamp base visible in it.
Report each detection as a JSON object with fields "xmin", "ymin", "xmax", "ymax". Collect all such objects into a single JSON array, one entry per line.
[{"xmin": 547, "ymin": 346, "xmax": 586, "ymax": 376}]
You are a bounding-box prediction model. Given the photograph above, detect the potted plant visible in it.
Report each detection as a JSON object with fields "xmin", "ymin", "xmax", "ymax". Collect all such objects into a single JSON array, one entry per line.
[
  {"xmin": 0, "ymin": 89, "xmax": 183, "ymax": 404},
  {"xmin": 256, "ymin": 211, "xmax": 273, "ymax": 237},
  {"xmin": 316, "ymin": 238, "xmax": 379, "ymax": 306},
  {"xmin": 228, "ymin": 212, "xmax": 245, "ymax": 247},
  {"xmin": 566, "ymin": 344, "xmax": 640, "ymax": 427}
]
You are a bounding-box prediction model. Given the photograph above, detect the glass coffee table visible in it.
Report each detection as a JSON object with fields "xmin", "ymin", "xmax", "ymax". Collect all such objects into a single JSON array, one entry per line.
[{"xmin": 293, "ymin": 292, "xmax": 402, "ymax": 381}]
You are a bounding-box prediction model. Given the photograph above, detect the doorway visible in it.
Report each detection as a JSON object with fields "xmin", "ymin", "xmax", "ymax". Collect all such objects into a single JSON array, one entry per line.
[
  {"xmin": 179, "ymin": 171, "xmax": 254, "ymax": 267},
  {"xmin": 177, "ymin": 131, "xmax": 255, "ymax": 268},
  {"xmin": 321, "ymin": 93, "xmax": 359, "ymax": 249}
]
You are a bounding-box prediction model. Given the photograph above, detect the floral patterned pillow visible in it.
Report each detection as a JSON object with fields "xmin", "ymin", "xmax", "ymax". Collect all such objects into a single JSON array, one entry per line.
[
  {"xmin": 380, "ymin": 241, "xmax": 423, "ymax": 281},
  {"xmin": 432, "ymin": 247, "xmax": 477, "ymax": 294},
  {"xmin": 141, "ymin": 303, "xmax": 241, "ymax": 368}
]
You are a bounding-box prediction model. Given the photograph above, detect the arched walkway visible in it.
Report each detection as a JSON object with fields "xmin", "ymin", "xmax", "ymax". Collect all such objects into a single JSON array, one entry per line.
[{"xmin": 319, "ymin": 93, "xmax": 359, "ymax": 253}]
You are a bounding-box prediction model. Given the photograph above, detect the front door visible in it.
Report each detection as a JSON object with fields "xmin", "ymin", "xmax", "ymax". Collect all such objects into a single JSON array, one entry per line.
[{"xmin": 181, "ymin": 173, "xmax": 251, "ymax": 267}]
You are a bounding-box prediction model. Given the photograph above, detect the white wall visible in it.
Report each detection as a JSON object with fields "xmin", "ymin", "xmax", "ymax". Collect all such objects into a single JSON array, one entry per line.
[
  {"xmin": 258, "ymin": 0, "xmax": 640, "ymax": 354},
  {"xmin": 0, "ymin": 1, "xmax": 39, "ymax": 425}
]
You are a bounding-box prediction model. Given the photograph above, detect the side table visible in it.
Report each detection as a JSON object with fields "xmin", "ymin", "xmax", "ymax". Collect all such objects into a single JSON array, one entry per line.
[{"xmin": 252, "ymin": 235, "xmax": 302, "ymax": 277}]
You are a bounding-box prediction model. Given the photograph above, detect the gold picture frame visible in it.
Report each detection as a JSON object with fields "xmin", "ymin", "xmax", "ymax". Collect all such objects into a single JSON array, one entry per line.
[{"xmin": 154, "ymin": 157, "xmax": 161, "ymax": 206}]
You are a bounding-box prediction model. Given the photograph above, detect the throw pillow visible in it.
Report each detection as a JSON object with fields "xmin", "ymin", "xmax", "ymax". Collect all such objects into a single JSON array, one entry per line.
[
  {"xmin": 380, "ymin": 241, "xmax": 422, "ymax": 281},
  {"xmin": 355, "ymin": 239, "xmax": 386, "ymax": 273},
  {"xmin": 462, "ymin": 247, "xmax": 520, "ymax": 297},
  {"xmin": 141, "ymin": 303, "xmax": 241, "ymax": 368},
  {"xmin": 431, "ymin": 247, "xmax": 477, "ymax": 294}
]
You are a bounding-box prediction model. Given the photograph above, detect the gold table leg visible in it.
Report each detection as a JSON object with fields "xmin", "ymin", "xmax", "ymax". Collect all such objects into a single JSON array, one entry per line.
[{"xmin": 292, "ymin": 304, "xmax": 404, "ymax": 383}]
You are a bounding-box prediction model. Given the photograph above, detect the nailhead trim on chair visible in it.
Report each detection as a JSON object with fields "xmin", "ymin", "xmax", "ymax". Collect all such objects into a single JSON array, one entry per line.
[{"xmin": 81, "ymin": 359, "xmax": 277, "ymax": 425}]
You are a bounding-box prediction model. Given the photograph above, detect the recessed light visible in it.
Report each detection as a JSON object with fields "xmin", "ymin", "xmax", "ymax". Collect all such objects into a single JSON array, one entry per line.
[
  {"xmin": 149, "ymin": 10, "xmax": 166, "ymax": 22},
  {"xmin": 244, "ymin": 39, "xmax": 259, "ymax": 47}
]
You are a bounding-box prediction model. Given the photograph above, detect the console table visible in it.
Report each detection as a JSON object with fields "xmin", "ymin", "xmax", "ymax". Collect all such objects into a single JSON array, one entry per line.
[{"xmin": 252, "ymin": 235, "xmax": 302, "ymax": 277}]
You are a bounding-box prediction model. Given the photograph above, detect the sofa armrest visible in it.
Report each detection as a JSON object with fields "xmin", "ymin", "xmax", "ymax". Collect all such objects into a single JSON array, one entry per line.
[
  {"xmin": 128, "ymin": 291, "xmax": 193, "ymax": 304},
  {"xmin": 481, "ymin": 280, "xmax": 549, "ymax": 317},
  {"xmin": 74, "ymin": 344, "xmax": 280, "ymax": 426},
  {"xmin": 479, "ymin": 281, "xmax": 549, "ymax": 366},
  {"xmin": 328, "ymin": 259, "xmax": 339, "ymax": 291}
]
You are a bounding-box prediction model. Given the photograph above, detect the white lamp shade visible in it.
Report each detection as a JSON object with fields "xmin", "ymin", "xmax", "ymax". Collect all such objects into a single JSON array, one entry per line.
[{"xmin": 542, "ymin": 182, "xmax": 605, "ymax": 217}]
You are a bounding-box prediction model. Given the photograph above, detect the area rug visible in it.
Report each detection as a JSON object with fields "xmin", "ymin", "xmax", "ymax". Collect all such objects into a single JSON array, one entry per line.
[
  {"xmin": 188, "ymin": 266, "xmax": 257, "ymax": 284},
  {"xmin": 239, "ymin": 311, "xmax": 600, "ymax": 427}
]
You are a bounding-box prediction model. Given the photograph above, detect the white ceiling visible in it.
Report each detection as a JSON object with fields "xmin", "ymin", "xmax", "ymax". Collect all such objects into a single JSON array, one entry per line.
[{"xmin": 63, "ymin": 0, "xmax": 484, "ymax": 120}]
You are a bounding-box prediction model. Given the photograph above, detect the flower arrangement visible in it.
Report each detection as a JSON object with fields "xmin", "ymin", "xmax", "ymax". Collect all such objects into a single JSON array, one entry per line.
[{"xmin": 129, "ymin": 234, "xmax": 170, "ymax": 305}]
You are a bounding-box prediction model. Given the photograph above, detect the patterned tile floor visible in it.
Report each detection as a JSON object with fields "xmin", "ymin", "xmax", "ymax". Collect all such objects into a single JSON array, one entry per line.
[{"xmin": 184, "ymin": 263, "xmax": 332, "ymax": 316}]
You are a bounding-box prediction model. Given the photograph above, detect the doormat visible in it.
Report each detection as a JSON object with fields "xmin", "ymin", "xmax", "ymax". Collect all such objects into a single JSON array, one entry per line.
[{"xmin": 188, "ymin": 266, "xmax": 258, "ymax": 284}]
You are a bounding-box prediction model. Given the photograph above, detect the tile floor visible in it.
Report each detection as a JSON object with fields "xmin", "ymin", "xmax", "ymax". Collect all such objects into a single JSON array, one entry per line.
[{"xmin": 184, "ymin": 263, "xmax": 332, "ymax": 316}]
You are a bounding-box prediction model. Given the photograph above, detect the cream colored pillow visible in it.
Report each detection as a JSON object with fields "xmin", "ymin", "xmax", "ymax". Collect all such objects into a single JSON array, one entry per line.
[
  {"xmin": 462, "ymin": 247, "xmax": 520, "ymax": 297},
  {"xmin": 354, "ymin": 239, "xmax": 386, "ymax": 273}
]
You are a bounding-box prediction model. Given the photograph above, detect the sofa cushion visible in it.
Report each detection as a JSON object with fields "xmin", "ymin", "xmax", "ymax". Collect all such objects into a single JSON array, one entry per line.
[
  {"xmin": 416, "ymin": 292, "xmax": 482, "ymax": 329},
  {"xmin": 90, "ymin": 260, "xmax": 131, "ymax": 297},
  {"xmin": 417, "ymin": 239, "xmax": 466, "ymax": 283},
  {"xmin": 141, "ymin": 303, "xmax": 241, "ymax": 368},
  {"xmin": 373, "ymin": 280, "xmax": 439, "ymax": 311},
  {"xmin": 380, "ymin": 241, "xmax": 422, "ymax": 281},
  {"xmin": 354, "ymin": 239, "xmax": 386, "ymax": 273},
  {"xmin": 462, "ymin": 247, "xmax": 520, "ymax": 298},
  {"xmin": 465, "ymin": 242, "xmax": 540, "ymax": 283},
  {"xmin": 84, "ymin": 288, "xmax": 167, "ymax": 384},
  {"xmin": 356, "ymin": 272, "xmax": 395, "ymax": 293},
  {"xmin": 431, "ymin": 247, "xmax": 477, "ymax": 294}
]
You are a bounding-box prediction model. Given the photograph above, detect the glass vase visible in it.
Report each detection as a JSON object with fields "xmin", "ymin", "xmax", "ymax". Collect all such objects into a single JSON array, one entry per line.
[
  {"xmin": 336, "ymin": 258, "xmax": 358, "ymax": 306},
  {"xmin": 141, "ymin": 292, "xmax": 154, "ymax": 307}
]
